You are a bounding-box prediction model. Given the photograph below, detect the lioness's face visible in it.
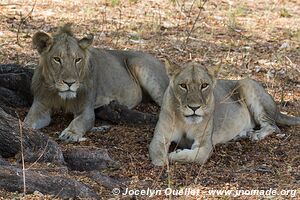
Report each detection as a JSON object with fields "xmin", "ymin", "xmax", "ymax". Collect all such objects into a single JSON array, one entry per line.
[
  {"xmin": 167, "ymin": 62, "xmax": 218, "ymax": 124},
  {"xmin": 33, "ymin": 29, "xmax": 93, "ymax": 100}
]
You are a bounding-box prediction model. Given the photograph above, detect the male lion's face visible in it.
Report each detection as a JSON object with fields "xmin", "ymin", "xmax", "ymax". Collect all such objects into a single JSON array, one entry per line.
[
  {"xmin": 32, "ymin": 28, "xmax": 93, "ymax": 100},
  {"xmin": 165, "ymin": 62, "xmax": 219, "ymax": 124}
]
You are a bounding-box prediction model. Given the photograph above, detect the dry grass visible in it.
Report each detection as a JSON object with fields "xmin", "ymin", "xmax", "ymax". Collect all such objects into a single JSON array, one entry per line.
[{"xmin": 0, "ymin": 0, "xmax": 299, "ymax": 199}]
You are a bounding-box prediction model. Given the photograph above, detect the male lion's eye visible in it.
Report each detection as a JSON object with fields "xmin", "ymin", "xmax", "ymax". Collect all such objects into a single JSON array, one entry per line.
[
  {"xmin": 201, "ymin": 83, "xmax": 209, "ymax": 90},
  {"xmin": 179, "ymin": 83, "xmax": 187, "ymax": 90},
  {"xmin": 75, "ymin": 58, "xmax": 82, "ymax": 63},
  {"xmin": 53, "ymin": 57, "xmax": 61, "ymax": 64}
]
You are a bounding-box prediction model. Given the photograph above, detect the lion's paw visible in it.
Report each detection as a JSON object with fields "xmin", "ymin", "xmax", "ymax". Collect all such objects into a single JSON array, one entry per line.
[
  {"xmin": 59, "ymin": 128, "xmax": 84, "ymax": 142},
  {"xmin": 169, "ymin": 151, "xmax": 181, "ymax": 161},
  {"xmin": 169, "ymin": 149, "xmax": 191, "ymax": 163},
  {"xmin": 175, "ymin": 149, "xmax": 182, "ymax": 153},
  {"xmin": 151, "ymin": 159, "xmax": 166, "ymax": 166}
]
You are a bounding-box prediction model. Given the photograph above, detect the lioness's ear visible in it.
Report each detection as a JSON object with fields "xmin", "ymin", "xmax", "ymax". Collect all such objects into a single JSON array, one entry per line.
[
  {"xmin": 79, "ymin": 34, "xmax": 94, "ymax": 49},
  {"xmin": 163, "ymin": 59, "xmax": 180, "ymax": 78},
  {"xmin": 207, "ymin": 61, "xmax": 221, "ymax": 78},
  {"xmin": 32, "ymin": 31, "xmax": 53, "ymax": 54}
]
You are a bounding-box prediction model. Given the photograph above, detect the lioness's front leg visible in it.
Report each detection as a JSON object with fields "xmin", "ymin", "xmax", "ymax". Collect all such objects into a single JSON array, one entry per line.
[
  {"xmin": 24, "ymin": 100, "xmax": 51, "ymax": 129},
  {"xmin": 59, "ymin": 106, "xmax": 95, "ymax": 142},
  {"xmin": 169, "ymin": 141, "xmax": 213, "ymax": 164},
  {"xmin": 149, "ymin": 118, "xmax": 173, "ymax": 166}
]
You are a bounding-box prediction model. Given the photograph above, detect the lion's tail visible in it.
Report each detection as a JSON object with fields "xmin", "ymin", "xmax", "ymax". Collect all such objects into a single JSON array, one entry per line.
[{"xmin": 276, "ymin": 113, "xmax": 300, "ymax": 126}]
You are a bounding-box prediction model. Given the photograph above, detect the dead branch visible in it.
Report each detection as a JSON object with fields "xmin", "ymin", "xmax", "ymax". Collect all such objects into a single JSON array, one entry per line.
[
  {"xmin": 88, "ymin": 171, "xmax": 126, "ymax": 190},
  {"xmin": 95, "ymin": 100, "xmax": 158, "ymax": 125},
  {"xmin": 0, "ymin": 165, "xmax": 99, "ymax": 199},
  {"xmin": 0, "ymin": 108, "xmax": 65, "ymax": 165},
  {"xmin": 0, "ymin": 64, "xmax": 33, "ymax": 107},
  {"xmin": 63, "ymin": 146, "xmax": 118, "ymax": 171}
]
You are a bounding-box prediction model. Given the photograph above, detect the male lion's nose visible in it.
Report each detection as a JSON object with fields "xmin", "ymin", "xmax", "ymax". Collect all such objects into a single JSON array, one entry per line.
[
  {"xmin": 187, "ymin": 105, "xmax": 200, "ymax": 112},
  {"xmin": 63, "ymin": 80, "xmax": 76, "ymax": 87}
]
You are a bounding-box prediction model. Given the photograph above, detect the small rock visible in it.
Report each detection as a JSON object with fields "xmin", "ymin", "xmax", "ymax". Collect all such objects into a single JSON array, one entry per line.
[
  {"xmin": 129, "ymin": 39, "xmax": 145, "ymax": 44},
  {"xmin": 242, "ymin": 46, "xmax": 251, "ymax": 50},
  {"xmin": 90, "ymin": 125, "xmax": 111, "ymax": 133},
  {"xmin": 99, "ymin": 32, "xmax": 106, "ymax": 38},
  {"xmin": 162, "ymin": 21, "xmax": 176, "ymax": 29},
  {"xmin": 214, "ymin": 16, "xmax": 223, "ymax": 21},
  {"xmin": 255, "ymin": 66, "xmax": 262, "ymax": 73},
  {"xmin": 279, "ymin": 42, "xmax": 289, "ymax": 49},
  {"xmin": 44, "ymin": 9, "xmax": 55, "ymax": 16}
]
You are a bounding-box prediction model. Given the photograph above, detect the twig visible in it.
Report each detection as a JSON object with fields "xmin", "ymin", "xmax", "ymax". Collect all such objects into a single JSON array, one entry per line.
[
  {"xmin": 18, "ymin": 118, "xmax": 26, "ymax": 194},
  {"xmin": 16, "ymin": 0, "xmax": 37, "ymax": 47},
  {"xmin": 0, "ymin": 3, "xmax": 22, "ymax": 6},
  {"xmin": 113, "ymin": 7, "xmax": 122, "ymax": 47},
  {"xmin": 175, "ymin": 0, "xmax": 187, "ymax": 17},
  {"xmin": 187, "ymin": 0, "xmax": 197, "ymax": 16},
  {"xmin": 285, "ymin": 55, "xmax": 300, "ymax": 73},
  {"xmin": 181, "ymin": 0, "xmax": 208, "ymax": 50}
]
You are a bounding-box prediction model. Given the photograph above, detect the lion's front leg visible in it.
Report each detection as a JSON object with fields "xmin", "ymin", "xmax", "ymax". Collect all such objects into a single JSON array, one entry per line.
[
  {"xmin": 59, "ymin": 106, "xmax": 95, "ymax": 142},
  {"xmin": 24, "ymin": 100, "xmax": 51, "ymax": 129},
  {"xmin": 149, "ymin": 118, "xmax": 174, "ymax": 166},
  {"xmin": 149, "ymin": 136, "xmax": 171, "ymax": 166},
  {"xmin": 169, "ymin": 141, "xmax": 213, "ymax": 164}
]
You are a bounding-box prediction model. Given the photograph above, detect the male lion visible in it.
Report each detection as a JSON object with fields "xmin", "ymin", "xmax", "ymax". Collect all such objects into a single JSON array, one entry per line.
[
  {"xmin": 149, "ymin": 61, "xmax": 300, "ymax": 166},
  {"xmin": 24, "ymin": 24, "xmax": 168, "ymax": 142}
]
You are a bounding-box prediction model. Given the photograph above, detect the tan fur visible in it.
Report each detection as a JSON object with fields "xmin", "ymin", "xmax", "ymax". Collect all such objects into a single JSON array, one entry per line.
[
  {"xmin": 25, "ymin": 24, "xmax": 168, "ymax": 142},
  {"xmin": 149, "ymin": 61, "xmax": 300, "ymax": 166}
]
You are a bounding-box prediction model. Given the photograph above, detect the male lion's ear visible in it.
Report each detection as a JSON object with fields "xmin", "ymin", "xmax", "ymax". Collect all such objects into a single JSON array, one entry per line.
[
  {"xmin": 207, "ymin": 61, "xmax": 221, "ymax": 78},
  {"xmin": 79, "ymin": 34, "xmax": 94, "ymax": 49},
  {"xmin": 163, "ymin": 59, "xmax": 180, "ymax": 78},
  {"xmin": 32, "ymin": 31, "xmax": 53, "ymax": 54}
]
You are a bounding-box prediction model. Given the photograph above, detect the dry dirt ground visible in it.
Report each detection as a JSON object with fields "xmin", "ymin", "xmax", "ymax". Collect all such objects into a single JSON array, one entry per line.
[{"xmin": 0, "ymin": 0, "xmax": 300, "ymax": 199}]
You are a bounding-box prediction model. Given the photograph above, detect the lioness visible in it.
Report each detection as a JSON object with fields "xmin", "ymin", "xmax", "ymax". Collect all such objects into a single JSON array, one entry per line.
[
  {"xmin": 24, "ymin": 24, "xmax": 168, "ymax": 142},
  {"xmin": 149, "ymin": 61, "xmax": 300, "ymax": 166}
]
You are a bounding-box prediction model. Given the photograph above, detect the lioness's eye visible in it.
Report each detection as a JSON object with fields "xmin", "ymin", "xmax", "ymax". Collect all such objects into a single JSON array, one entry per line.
[
  {"xmin": 53, "ymin": 57, "xmax": 61, "ymax": 64},
  {"xmin": 201, "ymin": 83, "xmax": 209, "ymax": 90},
  {"xmin": 75, "ymin": 58, "xmax": 82, "ymax": 63},
  {"xmin": 179, "ymin": 83, "xmax": 187, "ymax": 90}
]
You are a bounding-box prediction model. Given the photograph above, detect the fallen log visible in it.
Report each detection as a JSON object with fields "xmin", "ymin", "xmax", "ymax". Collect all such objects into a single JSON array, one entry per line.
[
  {"xmin": 95, "ymin": 100, "xmax": 158, "ymax": 125},
  {"xmin": 0, "ymin": 156, "xmax": 9, "ymax": 166},
  {"xmin": 88, "ymin": 171, "xmax": 126, "ymax": 190},
  {"xmin": 0, "ymin": 108, "xmax": 119, "ymax": 198},
  {"xmin": 0, "ymin": 108, "xmax": 65, "ymax": 164},
  {"xmin": 0, "ymin": 108, "xmax": 117, "ymax": 170},
  {"xmin": 63, "ymin": 146, "xmax": 118, "ymax": 171},
  {"xmin": 0, "ymin": 64, "xmax": 33, "ymax": 107},
  {"xmin": 0, "ymin": 165, "xmax": 99, "ymax": 199},
  {"xmin": 30, "ymin": 165, "xmax": 69, "ymax": 176}
]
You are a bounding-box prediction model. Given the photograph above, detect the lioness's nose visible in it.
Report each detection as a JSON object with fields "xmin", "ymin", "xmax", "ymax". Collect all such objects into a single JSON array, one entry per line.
[
  {"xmin": 63, "ymin": 80, "xmax": 75, "ymax": 87},
  {"xmin": 187, "ymin": 105, "xmax": 200, "ymax": 112}
]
